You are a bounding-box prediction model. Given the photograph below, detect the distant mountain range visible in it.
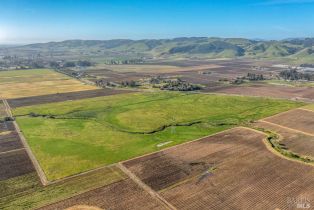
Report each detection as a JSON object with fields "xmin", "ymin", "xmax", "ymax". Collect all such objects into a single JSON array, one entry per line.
[{"xmin": 1, "ymin": 37, "xmax": 314, "ymax": 63}]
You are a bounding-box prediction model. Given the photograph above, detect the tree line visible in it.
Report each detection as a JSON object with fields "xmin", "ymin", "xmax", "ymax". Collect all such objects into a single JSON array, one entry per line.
[{"xmin": 279, "ymin": 69, "xmax": 314, "ymax": 81}]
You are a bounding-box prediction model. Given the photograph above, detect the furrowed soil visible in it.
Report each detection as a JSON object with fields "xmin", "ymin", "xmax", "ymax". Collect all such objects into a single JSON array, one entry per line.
[
  {"xmin": 255, "ymin": 121, "xmax": 314, "ymax": 158},
  {"xmin": 0, "ymin": 166, "xmax": 126, "ymax": 210},
  {"xmin": 8, "ymin": 88, "xmax": 134, "ymax": 108},
  {"xmin": 123, "ymin": 127, "xmax": 314, "ymax": 210},
  {"xmin": 0, "ymin": 149, "xmax": 34, "ymax": 181},
  {"xmin": 0, "ymin": 131, "xmax": 23, "ymax": 153},
  {"xmin": 209, "ymin": 84, "xmax": 314, "ymax": 101},
  {"xmin": 40, "ymin": 178, "xmax": 166, "ymax": 210},
  {"xmin": 0, "ymin": 119, "xmax": 35, "ymax": 181},
  {"xmin": 264, "ymin": 108, "xmax": 314, "ymax": 135}
]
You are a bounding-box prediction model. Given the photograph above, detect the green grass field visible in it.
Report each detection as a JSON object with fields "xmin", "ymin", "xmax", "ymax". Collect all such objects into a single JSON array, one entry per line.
[{"xmin": 13, "ymin": 92, "xmax": 304, "ymax": 180}]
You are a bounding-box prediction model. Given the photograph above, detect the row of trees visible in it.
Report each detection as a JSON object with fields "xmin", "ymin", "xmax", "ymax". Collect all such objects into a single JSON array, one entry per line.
[
  {"xmin": 279, "ymin": 69, "xmax": 314, "ymax": 81},
  {"xmin": 231, "ymin": 73, "xmax": 265, "ymax": 85},
  {"xmin": 48, "ymin": 60, "xmax": 93, "ymax": 69},
  {"xmin": 103, "ymin": 59, "xmax": 144, "ymax": 65},
  {"xmin": 246, "ymin": 73, "xmax": 265, "ymax": 81},
  {"xmin": 160, "ymin": 81, "xmax": 202, "ymax": 91}
]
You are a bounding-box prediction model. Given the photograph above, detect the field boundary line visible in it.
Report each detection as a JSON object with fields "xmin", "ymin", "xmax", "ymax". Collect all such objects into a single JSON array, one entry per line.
[
  {"xmin": 120, "ymin": 127, "xmax": 241, "ymax": 164},
  {"xmin": 0, "ymin": 148, "xmax": 25, "ymax": 155},
  {"xmin": 2, "ymin": 99, "xmax": 49, "ymax": 186},
  {"xmin": 261, "ymin": 108, "xmax": 303, "ymax": 121},
  {"xmin": 117, "ymin": 163, "xmax": 176, "ymax": 210},
  {"xmin": 245, "ymin": 125, "xmax": 314, "ymax": 166},
  {"xmin": 261, "ymin": 130, "xmax": 314, "ymax": 167},
  {"xmin": 239, "ymin": 126, "xmax": 267, "ymax": 136},
  {"xmin": 297, "ymin": 107, "xmax": 314, "ymax": 113},
  {"xmin": 259, "ymin": 120, "xmax": 314, "ymax": 137},
  {"xmin": 47, "ymin": 163, "xmax": 124, "ymax": 185}
]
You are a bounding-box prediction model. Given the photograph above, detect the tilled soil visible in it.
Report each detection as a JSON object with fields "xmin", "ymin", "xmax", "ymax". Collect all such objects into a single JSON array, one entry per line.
[
  {"xmin": 0, "ymin": 131, "xmax": 23, "ymax": 152},
  {"xmin": 123, "ymin": 127, "xmax": 314, "ymax": 210},
  {"xmin": 0, "ymin": 149, "xmax": 34, "ymax": 181},
  {"xmin": 255, "ymin": 121, "xmax": 314, "ymax": 158},
  {"xmin": 8, "ymin": 88, "xmax": 134, "ymax": 108},
  {"xmin": 264, "ymin": 109, "xmax": 314, "ymax": 135},
  {"xmin": 208, "ymin": 84, "xmax": 314, "ymax": 101},
  {"xmin": 40, "ymin": 178, "xmax": 166, "ymax": 210}
]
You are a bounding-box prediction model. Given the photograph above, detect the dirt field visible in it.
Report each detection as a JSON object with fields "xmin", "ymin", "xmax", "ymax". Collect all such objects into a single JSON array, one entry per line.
[
  {"xmin": 0, "ymin": 149, "xmax": 34, "ymax": 181},
  {"xmin": 0, "ymin": 121, "xmax": 15, "ymax": 133},
  {"xmin": 122, "ymin": 128, "xmax": 247, "ymax": 191},
  {"xmin": 123, "ymin": 127, "xmax": 314, "ymax": 210},
  {"xmin": 263, "ymin": 108, "xmax": 314, "ymax": 135},
  {"xmin": 0, "ymin": 132, "xmax": 23, "ymax": 153},
  {"xmin": 209, "ymin": 84, "xmax": 314, "ymax": 101},
  {"xmin": 92, "ymin": 63, "xmax": 222, "ymax": 73},
  {"xmin": 0, "ymin": 69, "xmax": 98, "ymax": 99},
  {"xmin": 40, "ymin": 178, "xmax": 166, "ymax": 210},
  {"xmin": 8, "ymin": 88, "xmax": 134, "ymax": 108},
  {"xmin": 255, "ymin": 121, "xmax": 314, "ymax": 158}
]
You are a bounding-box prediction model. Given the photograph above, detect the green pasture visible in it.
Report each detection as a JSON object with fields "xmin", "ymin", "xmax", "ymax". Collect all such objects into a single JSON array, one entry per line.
[{"xmin": 13, "ymin": 92, "xmax": 304, "ymax": 180}]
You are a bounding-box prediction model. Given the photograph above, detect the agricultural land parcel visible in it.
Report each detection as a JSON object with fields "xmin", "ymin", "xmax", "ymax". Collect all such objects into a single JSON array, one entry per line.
[
  {"xmin": 13, "ymin": 91, "xmax": 303, "ymax": 180},
  {"xmin": 0, "ymin": 69, "xmax": 98, "ymax": 99},
  {"xmin": 39, "ymin": 127, "xmax": 314, "ymax": 210}
]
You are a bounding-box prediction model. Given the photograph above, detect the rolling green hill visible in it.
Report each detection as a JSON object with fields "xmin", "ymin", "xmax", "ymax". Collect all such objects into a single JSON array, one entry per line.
[{"xmin": 1, "ymin": 37, "xmax": 314, "ymax": 63}]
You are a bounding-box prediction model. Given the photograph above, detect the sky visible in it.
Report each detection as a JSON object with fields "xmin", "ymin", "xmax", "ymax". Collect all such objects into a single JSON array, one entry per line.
[{"xmin": 0, "ymin": 0, "xmax": 314, "ymax": 44}]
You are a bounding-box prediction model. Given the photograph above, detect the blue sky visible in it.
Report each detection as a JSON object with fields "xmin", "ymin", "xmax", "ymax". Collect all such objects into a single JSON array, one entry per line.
[{"xmin": 0, "ymin": 0, "xmax": 314, "ymax": 44}]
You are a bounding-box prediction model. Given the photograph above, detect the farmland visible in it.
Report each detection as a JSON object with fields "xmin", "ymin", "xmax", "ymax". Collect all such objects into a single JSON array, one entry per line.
[
  {"xmin": 255, "ymin": 121, "xmax": 314, "ymax": 159},
  {"xmin": 0, "ymin": 58, "xmax": 313, "ymax": 209},
  {"xmin": 0, "ymin": 166, "xmax": 126, "ymax": 210},
  {"xmin": 0, "ymin": 69, "xmax": 98, "ymax": 99},
  {"xmin": 210, "ymin": 83, "xmax": 314, "ymax": 101},
  {"xmin": 263, "ymin": 108, "xmax": 314, "ymax": 135},
  {"xmin": 90, "ymin": 63, "xmax": 222, "ymax": 73},
  {"xmin": 12, "ymin": 91, "xmax": 302, "ymax": 180},
  {"xmin": 123, "ymin": 127, "xmax": 314, "ymax": 210},
  {"xmin": 0, "ymin": 101, "xmax": 6, "ymax": 119},
  {"xmin": 40, "ymin": 178, "xmax": 166, "ymax": 210},
  {"xmin": 7, "ymin": 88, "xmax": 134, "ymax": 108}
]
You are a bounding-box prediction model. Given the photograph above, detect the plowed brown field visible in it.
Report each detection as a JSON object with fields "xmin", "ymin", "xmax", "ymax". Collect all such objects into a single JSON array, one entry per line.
[
  {"xmin": 8, "ymin": 88, "xmax": 133, "ymax": 108},
  {"xmin": 0, "ymin": 149, "xmax": 34, "ymax": 181},
  {"xmin": 123, "ymin": 127, "xmax": 314, "ymax": 210},
  {"xmin": 255, "ymin": 121, "xmax": 314, "ymax": 158},
  {"xmin": 40, "ymin": 178, "xmax": 166, "ymax": 210},
  {"xmin": 263, "ymin": 108, "xmax": 314, "ymax": 136}
]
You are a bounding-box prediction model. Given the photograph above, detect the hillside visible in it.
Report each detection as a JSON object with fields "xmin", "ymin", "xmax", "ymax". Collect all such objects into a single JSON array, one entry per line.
[{"xmin": 1, "ymin": 37, "xmax": 314, "ymax": 63}]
